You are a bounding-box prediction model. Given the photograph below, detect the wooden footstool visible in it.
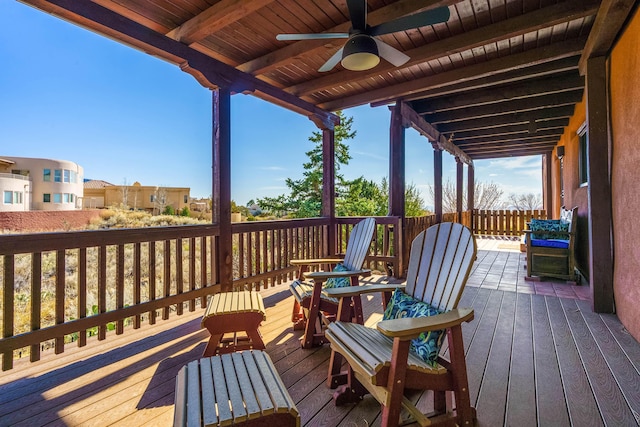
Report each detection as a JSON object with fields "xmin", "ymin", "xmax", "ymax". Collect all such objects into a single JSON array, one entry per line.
[
  {"xmin": 201, "ymin": 291, "xmax": 266, "ymax": 357},
  {"xmin": 174, "ymin": 350, "xmax": 300, "ymax": 427}
]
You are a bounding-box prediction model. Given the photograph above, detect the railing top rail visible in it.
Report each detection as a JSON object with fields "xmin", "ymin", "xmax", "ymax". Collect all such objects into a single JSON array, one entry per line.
[
  {"xmin": 0, "ymin": 173, "xmax": 30, "ymax": 181},
  {"xmin": 0, "ymin": 223, "xmax": 220, "ymax": 255},
  {"xmin": 231, "ymin": 217, "xmax": 331, "ymax": 233}
]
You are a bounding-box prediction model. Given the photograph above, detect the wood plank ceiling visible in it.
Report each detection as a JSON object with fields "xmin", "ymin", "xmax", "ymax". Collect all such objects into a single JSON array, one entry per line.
[{"xmin": 21, "ymin": 0, "xmax": 601, "ymax": 159}]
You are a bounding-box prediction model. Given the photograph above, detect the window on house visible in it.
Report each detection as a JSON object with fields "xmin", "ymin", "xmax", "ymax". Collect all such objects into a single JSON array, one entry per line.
[
  {"xmin": 43, "ymin": 193, "xmax": 51, "ymax": 203},
  {"xmin": 53, "ymin": 193, "xmax": 62, "ymax": 203},
  {"xmin": 578, "ymin": 123, "xmax": 588, "ymax": 186},
  {"xmin": 184, "ymin": 195, "xmax": 188, "ymax": 203},
  {"xmin": 54, "ymin": 169, "xmax": 62, "ymax": 182},
  {"xmin": 70, "ymin": 171, "xmax": 77, "ymax": 183},
  {"xmin": 63, "ymin": 193, "xmax": 70, "ymax": 203},
  {"xmin": 70, "ymin": 194, "xmax": 74, "ymax": 202},
  {"xmin": 63, "ymin": 170, "xmax": 70, "ymax": 183},
  {"xmin": 14, "ymin": 192, "xmax": 22, "ymax": 204},
  {"xmin": 150, "ymin": 195, "xmax": 155, "ymax": 202},
  {"xmin": 4, "ymin": 191, "xmax": 12, "ymax": 204},
  {"xmin": 43, "ymin": 169, "xmax": 51, "ymax": 182}
]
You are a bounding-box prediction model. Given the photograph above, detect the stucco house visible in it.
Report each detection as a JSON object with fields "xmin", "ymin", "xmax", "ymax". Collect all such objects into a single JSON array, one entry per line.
[
  {"xmin": 0, "ymin": 156, "xmax": 84, "ymax": 212},
  {"xmin": 83, "ymin": 180, "xmax": 191, "ymax": 213}
]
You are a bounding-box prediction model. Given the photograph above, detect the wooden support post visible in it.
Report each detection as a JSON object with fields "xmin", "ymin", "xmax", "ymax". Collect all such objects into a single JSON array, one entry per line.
[
  {"xmin": 586, "ymin": 56, "xmax": 614, "ymax": 313},
  {"xmin": 322, "ymin": 127, "xmax": 336, "ymax": 256},
  {"xmin": 389, "ymin": 103, "xmax": 406, "ymax": 218},
  {"xmin": 212, "ymin": 87, "xmax": 233, "ymax": 292},
  {"xmin": 544, "ymin": 153, "xmax": 553, "ymax": 217},
  {"xmin": 468, "ymin": 163, "xmax": 475, "ymax": 231},
  {"xmin": 434, "ymin": 147, "xmax": 443, "ymax": 223},
  {"xmin": 456, "ymin": 158, "xmax": 463, "ymax": 221}
]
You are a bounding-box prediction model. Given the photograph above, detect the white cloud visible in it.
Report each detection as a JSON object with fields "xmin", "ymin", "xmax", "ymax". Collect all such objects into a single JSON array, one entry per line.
[
  {"xmin": 259, "ymin": 166, "xmax": 285, "ymax": 171},
  {"xmin": 489, "ymin": 173, "xmax": 499, "ymax": 177},
  {"xmin": 488, "ymin": 156, "xmax": 540, "ymax": 170},
  {"xmin": 352, "ymin": 150, "xmax": 386, "ymax": 161}
]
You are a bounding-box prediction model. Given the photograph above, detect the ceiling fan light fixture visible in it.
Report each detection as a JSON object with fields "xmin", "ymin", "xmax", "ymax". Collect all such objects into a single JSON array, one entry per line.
[{"xmin": 341, "ymin": 34, "xmax": 380, "ymax": 71}]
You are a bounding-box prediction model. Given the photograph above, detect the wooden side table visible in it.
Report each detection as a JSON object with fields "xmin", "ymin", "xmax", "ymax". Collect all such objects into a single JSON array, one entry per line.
[{"xmin": 201, "ymin": 291, "xmax": 266, "ymax": 357}]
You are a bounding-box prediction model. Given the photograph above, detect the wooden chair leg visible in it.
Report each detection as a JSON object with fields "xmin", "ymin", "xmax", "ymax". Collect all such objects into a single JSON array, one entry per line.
[
  {"xmin": 292, "ymin": 299, "xmax": 306, "ymax": 330},
  {"xmin": 202, "ymin": 333, "xmax": 223, "ymax": 357},
  {"xmin": 302, "ymin": 282, "xmax": 323, "ymax": 349},
  {"xmin": 380, "ymin": 338, "xmax": 411, "ymax": 427},
  {"xmin": 327, "ymin": 296, "xmax": 355, "ymax": 387},
  {"xmin": 448, "ymin": 326, "xmax": 475, "ymax": 426}
]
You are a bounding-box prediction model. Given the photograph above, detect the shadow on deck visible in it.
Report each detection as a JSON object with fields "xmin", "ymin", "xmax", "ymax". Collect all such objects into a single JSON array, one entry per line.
[{"xmin": 0, "ymin": 243, "xmax": 639, "ymax": 426}]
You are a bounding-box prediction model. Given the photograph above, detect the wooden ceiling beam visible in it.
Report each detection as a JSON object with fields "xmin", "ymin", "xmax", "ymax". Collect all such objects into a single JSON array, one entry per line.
[
  {"xmin": 449, "ymin": 120, "xmax": 568, "ymax": 140},
  {"xmin": 166, "ymin": 0, "xmax": 277, "ymax": 45},
  {"xmin": 398, "ymin": 102, "xmax": 473, "ymax": 165},
  {"xmin": 436, "ymin": 105, "xmax": 576, "ymax": 133},
  {"xmin": 579, "ymin": 0, "xmax": 638, "ymax": 74},
  {"xmin": 371, "ymin": 56, "xmax": 580, "ymax": 107},
  {"xmin": 238, "ymin": 0, "xmax": 456, "ymax": 75},
  {"xmin": 461, "ymin": 140, "xmax": 558, "ymax": 154},
  {"xmin": 455, "ymin": 132, "xmax": 565, "ymax": 147},
  {"xmin": 24, "ymin": 0, "xmax": 338, "ymax": 127},
  {"xmin": 289, "ymin": 0, "xmax": 598, "ymax": 97},
  {"xmin": 319, "ymin": 37, "xmax": 586, "ymax": 111},
  {"xmin": 412, "ymin": 72, "xmax": 584, "ymax": 114},
  {"xmin": 471, "ymin": 147, "xmax": 555, "ymax": 159},
  {"xmin": 422, "ymin": 90, "xmax": 584, "ymax": 123}
]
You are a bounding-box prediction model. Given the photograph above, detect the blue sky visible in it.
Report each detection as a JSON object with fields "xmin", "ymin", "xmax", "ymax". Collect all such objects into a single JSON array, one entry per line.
[{"xmin": 0, "ymin": 1, "xmax": 541, "ymax": 207}]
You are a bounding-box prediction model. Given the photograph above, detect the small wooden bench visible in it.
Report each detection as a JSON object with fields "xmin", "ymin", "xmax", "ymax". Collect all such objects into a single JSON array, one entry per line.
[
  {"xmin": 201, "ymin": 291, "xmax": 266, "ymax": 357},
  {"xmin": 524, "ymin": 206, "xmax": 579, "ymax": 283},
  {"xmin": 174, "ymin": 350, "xmax": 300, "ymax": 427}
]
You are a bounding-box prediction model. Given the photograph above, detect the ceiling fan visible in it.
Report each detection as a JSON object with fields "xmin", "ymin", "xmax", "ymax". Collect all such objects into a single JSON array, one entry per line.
[{"xmin": 276, "ymin": 0, "xmax": 450, "ymax": 72}]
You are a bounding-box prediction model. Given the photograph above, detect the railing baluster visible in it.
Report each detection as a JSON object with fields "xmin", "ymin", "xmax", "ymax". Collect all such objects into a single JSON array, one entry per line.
[
  {"xmin": 78, "ymin": 248, "xmax": 87, "ymax": 346},
  {"xmin": 116, "ymin": 244, "xmax": 125, "ymax": 334},
  {"xmin": 31, "ymin": 252, "xmax": 42, "ymax": 360},
  {"xmin": 200, "ymin": 236, "xmax": 207, "ymax": 308},
  {"xmin": 98, "ymin": 245, "xmax": 107, "ymax": 340},
  {"xmin": 3, "ymin": 255, "xmax": 15, "ymax": 370},
  {"xmin": 133, "ymin": 243, "xmax": 141, "ymax": 328},
  {"xmin": 148, "ymin": 242, "xmax": 156, "ymax": 325},
  {"xmin": 55, "ymin": 250, "xmax": 65, "ymax": 353},
  {"xmin": 176, "ymin": 238, "xmax": 183, "ymax": 316},
  {"xmin": 238, "ymin": 232, "xmax": 245, "ymax": 283},
  {"xmin": 163, "ymin": 240, "xmax": 170, "ymax": 320},
  {"xmin": 189, "ymin": 237, "xmax": 196, "ymax": 312}
]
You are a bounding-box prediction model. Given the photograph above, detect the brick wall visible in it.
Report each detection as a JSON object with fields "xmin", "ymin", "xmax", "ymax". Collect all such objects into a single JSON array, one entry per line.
[{"xmin": 0, "ymin": 210, "xmax": 102, "ymax": 232}]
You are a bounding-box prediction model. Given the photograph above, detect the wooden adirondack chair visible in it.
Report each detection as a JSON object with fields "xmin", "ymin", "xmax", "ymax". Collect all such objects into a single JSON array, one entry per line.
[
  {"xmin": 325, "ymin": 222, "xmax": 477, "ymax": 427},
  {"xmin": 289, "ymin": 217, "xmax": 375, "ymax": 349}
]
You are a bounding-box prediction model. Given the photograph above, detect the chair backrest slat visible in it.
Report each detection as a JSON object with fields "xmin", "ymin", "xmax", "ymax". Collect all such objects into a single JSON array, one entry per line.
[
  {"xmin": 342, "ymin": 217, "xmax": 376, "ymax": 270},
  {"xmin": 405, "ymin": 223, "xmax": 477, "ymax": 312}
]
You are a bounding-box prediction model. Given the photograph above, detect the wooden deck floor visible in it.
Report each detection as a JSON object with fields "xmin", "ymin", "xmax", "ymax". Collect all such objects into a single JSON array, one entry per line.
[{"xmin": 1, "ymin": 244, "xmax": 639, "ymax": 426}]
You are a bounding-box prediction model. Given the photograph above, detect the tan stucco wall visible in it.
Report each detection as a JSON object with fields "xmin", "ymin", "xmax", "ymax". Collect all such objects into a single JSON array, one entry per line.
[
  {"xmin": 610, "ymin": 8, "xmax": 640, "ymax": 341},
  {"xmin": 555, "ymin": 96, "xmax": 589, "ymax": 277}
]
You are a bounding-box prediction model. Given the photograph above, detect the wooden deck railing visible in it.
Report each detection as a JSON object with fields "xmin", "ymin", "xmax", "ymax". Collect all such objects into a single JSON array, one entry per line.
[
  {"xmin": 472, "ymin": 209, "xmax": 546, "ymax": 236},
  {"xmin": 0, "ymin": 216, "xmax": 400, "ymax": 370}
]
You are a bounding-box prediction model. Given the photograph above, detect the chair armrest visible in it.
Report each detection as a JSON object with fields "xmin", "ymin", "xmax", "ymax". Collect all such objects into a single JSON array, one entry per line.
[
  {"xmin": 290, "ymin": 257, "xmax": 344, "ymax": 266},
  {"xmin": 323, "ymin": 283, "xmax": 405, "ymax": 298},
  {"xmin": 303, "ymin": 269, "xmax": 372, "ymax": 281},
  {"xmin": 376, "ymin": 308, "xmax": 474, "ymax": 340}
]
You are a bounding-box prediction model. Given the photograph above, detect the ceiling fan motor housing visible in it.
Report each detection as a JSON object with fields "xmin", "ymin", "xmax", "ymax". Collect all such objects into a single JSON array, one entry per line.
[{"xmin": 341, "ymin": 34, "xmax": 380, "ymax": 71}]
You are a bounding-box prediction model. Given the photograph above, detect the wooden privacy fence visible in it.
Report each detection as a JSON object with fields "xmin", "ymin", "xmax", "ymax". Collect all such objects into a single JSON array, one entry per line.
[
  {"xmin": 0, "ymin": 217, "xmax": 400, "ymax": 370},
  {"xmin": 472, "ymin": 209, "xmax": 546, "ymax": 236}
]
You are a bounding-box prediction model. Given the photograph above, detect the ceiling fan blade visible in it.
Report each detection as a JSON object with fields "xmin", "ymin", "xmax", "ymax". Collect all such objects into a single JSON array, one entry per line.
[
  {"xmin": 276, "ymin": 33, "xmax": 349, "ymax": 41},
  {"xmin": 346, "ymin": 0, "xmax": 367, "ymax": 32},
  {"xmin": 369, "ymin": 6, "xmax": 451, "ymax": 36},
  {"xmin": 318, "ymin": 47, "xmax": 344, "ymax": 72},
  {"xmin": 374, "ymin": 39, "xmax": 410, "ymax": 67}
]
